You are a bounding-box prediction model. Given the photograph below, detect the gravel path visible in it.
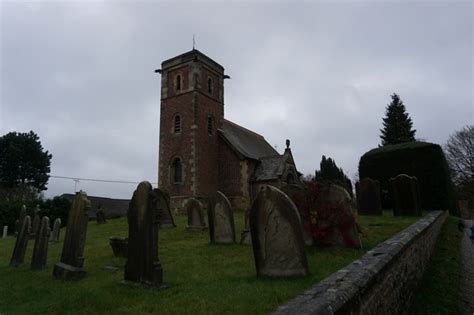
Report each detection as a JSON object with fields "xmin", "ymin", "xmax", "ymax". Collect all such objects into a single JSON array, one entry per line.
[{"xmin": 460, "ymin": 219, "xmax": 474, "ymax": 315}]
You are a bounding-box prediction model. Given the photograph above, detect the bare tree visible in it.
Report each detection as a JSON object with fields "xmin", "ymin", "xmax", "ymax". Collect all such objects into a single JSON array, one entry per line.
[{"xmin": 444, "ymin": 125, "xmax": 474, "ymax": 185}]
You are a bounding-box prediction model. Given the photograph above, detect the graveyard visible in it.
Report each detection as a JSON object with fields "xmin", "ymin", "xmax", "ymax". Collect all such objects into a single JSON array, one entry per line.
[{"xmin": 0, "ymin": 209, "xmax": 418, "ymax": 314}]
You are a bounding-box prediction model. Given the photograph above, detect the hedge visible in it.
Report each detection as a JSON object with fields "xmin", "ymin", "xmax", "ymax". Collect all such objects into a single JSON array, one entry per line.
[{"xmin": 358, "ymin": 141, "xmax": 458, "ymax": 215}]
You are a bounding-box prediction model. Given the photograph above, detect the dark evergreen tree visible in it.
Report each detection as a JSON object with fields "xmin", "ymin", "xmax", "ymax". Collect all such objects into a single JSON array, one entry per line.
[
  {"xmin": 315, "ymin": 155, "xmax": 353, "ymax": 197},
  {"xmin": 380, "ymin": 93, "xmax": 416, "ymax": 146}
]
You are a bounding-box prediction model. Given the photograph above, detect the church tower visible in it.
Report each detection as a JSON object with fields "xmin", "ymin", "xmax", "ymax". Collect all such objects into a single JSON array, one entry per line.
[{"xmin": 157, "ymin": 49, "xmax": 226, "ymax": 211}]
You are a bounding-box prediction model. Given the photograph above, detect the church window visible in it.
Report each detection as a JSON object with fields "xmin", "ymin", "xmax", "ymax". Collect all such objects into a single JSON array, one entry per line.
[
  {"xmin": 207, "ymin": 77, "xmax": 213, "ymax": 94},
  {"xmin": 171, "ymin": 157, "xmax": 182, "ymax": 184},
  {"xmin": 207, "ymin": 115, "xmax": 213, "ymax": 135},
  {"xmin": 176, "ymin": 74, "xmax": 182, "ymax": 91},
  {"xmin": 174, "ymin": 115, "xmax": 181, "ymax": 133}
]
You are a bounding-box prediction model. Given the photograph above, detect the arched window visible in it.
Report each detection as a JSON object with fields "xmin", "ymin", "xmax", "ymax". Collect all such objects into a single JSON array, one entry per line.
[
  {"xmin": 174, "ymin": 115, "xmax": 181, "ymax": 133},
  {"xmin": 176, "ymin": 74, "xmax": 182, "ymax": 91},
  {"xmin": 286, "ymin": 173, "xmax": 295, "ymax": 184},
  {"xmin": 207, "ymin": 115, "xmax": 213, "ymax": 135},
  {"xmin": 207, "ymin": 77, "xmax": 213, "ymax": 94},
  {"xmin": 171, "ymin": 157, "xmax": 182, "ymax": 184}
]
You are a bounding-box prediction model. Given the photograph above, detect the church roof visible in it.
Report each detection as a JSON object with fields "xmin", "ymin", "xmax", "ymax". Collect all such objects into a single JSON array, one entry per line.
[
  {"xmin": 252, "ymin": 155, "xmax": 286, "ymax": 181},
  {"xmin": 219, "ymin": 119, "xmax": 278, "ymax": 160},
  {"xmin": 60, "ymin": 194, "xmax": 129, "ymax": 219}
]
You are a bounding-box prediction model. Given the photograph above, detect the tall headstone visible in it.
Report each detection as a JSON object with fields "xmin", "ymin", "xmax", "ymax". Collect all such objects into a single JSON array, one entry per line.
[
  {"xmin": 390, "ymin": 174, "xmax": 422, "ymax": 216},
  {"xmin": 31, "ymin": 216, "xmax": 51, "ymax": 270},
  {"xmin": 280, "ymin": 184, "xmax": 314, "ymax": 246},
  {"xmin": 50, "ymin": 218, "xmax": 62, "ymax": 242},
  {"xmin": 356, "ymin": 178, "xmax": 383, "ymax": 215},
  {"xmin": 185, "ymin": 198, "xmax": 207, "ymax": 231},
  {"xmin": 153, "ymin": 189, "xmax": 176, "ymax": 228},
  {"xmin": 10, "ymin": 216, "xmax": 31, "ymax": 267},
  {"xmin": 53, "ymin": 192, "xmax": 90, "ymax": 280},
  {"xmin": 30, "ymin": 204, "xmax": 41, "ymax": 239},
  {"xmin": 124, "ymin": 181, "xmax": 164, "ymax": 288},
  {"xmin": 315, "ymin": 184, "xmax": 362, "ymax": 249},
  {"xmin": 250, "ymin": 185, "xmax": 309, "ymax": 277},
  {"xmin": 3, "ymin": 226, "xmax": 7, "ymax": 238},
  {"xmin": 15, "ymin": 204, "xmax": 27, "ymax": 235},
  {"xmin": 208, "ymin": 191, "xmax": 236, "ymax": 244},
  {"xmin": 239, "ymin": 210, "xmax": 252, "ymax": 245}
]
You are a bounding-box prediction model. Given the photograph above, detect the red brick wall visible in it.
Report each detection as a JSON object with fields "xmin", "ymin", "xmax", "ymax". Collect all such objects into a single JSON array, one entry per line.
[{"xmin": 218, "ymin": 138, "xmax": 241, "ymax": 196}]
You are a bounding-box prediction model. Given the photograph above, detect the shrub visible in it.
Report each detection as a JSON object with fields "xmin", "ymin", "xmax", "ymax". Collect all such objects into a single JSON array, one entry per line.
[{"xmin": 358, "ymin": 141, "xmax": 457, "ymax": 215}]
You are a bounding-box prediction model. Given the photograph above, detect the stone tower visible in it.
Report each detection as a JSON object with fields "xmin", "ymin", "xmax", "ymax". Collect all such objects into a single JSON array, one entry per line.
[{"xmin": 157, "ymin": 49, "xmax": 227, "ymax": 211}]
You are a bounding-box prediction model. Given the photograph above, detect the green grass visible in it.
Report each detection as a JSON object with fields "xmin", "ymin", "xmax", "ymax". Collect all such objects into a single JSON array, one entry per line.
[
  {"xmin": 409, "ymin": 216, "xmax": 463, "ymax": 314},
  {"xmin": 0, "ymin": 211, "xmax": 418, "ymax": 314}
]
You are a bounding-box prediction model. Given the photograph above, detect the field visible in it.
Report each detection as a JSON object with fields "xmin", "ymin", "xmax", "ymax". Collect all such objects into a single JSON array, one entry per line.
[{"xmin": 0, "ymin": 211, "xmax": 418, "ymax": 314}]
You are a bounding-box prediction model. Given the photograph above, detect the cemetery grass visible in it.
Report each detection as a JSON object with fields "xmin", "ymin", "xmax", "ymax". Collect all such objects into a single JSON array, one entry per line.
[
  {"xmin": 409, "ymin": 216, "xmax": 463, "ymax": 314},
  {"xmin": 0, "ymin": 211, "xmax": 417, "ymax": 314}
]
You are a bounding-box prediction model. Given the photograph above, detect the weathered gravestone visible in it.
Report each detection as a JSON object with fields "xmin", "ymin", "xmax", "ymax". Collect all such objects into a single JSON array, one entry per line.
[
  {"xmin": 31, "ymin": 216, "xmax": 51, "ymax": 270},
  {"xmin": 50, "ymin": 218, "xmax": 62, "ymax": 242},
  {"xmin": 280, "ymin": 184, "xmax": 314, "ymax": 246},
  {"xmin": 208, "ymin": 191, "xmax": 236, "ymax": 244},
  {"xmin": 10, "ymin": 216, "xmax": 31, "ymax": 267},
  {"xmin": 96, "ymin": 206, "xmax": 107, "ymax": 224},
  {"xmin": 30, "ymin": 204, "xmax": 41, "ymax": 239},
  {"xmin": 53, "ymin": 192, "xmax": 91, "ymax": 280},
  {"xmin": 154, "ymin": 189, "xmax": 176, "ymax": 228},
  {"xmin": 110, "ymin": 237, "xmax": 128, "ymax": 258},
  {"xmin": 2, "ymin": 226, "xmax": 7, "ymax": 238},
  {"xmin": 15, "ymin": 205, "xmax": 27, "ymax": 235},
  {"xmin": 356, "ymin": 178, "xmax": 382, "ymax": 215},
  {"xmin": 123, "ymin": 181, "xmax": 165, "ymax": 289},
  {"xmin": 239, "ymin": 210, "xmax": 252, "ymax": 245},
  {"xmin": 250, "ymin": 185, "xmax": 309, "ymax": 277},
  {"xmin": 185, "ymin": 198, "xmax": 207, "ymax": 231},
  {"xmin": 390, "ymin": 174, "xmax": 422, "ymax": 216},
  {"xmin": 315, "ymin": 184, "xmax": 362, "ymax": 249}
]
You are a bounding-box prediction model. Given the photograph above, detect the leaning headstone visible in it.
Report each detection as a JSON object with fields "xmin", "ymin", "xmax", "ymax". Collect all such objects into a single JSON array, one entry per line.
[
  {"xmin": 250, "ymin": 185, "xmax": 309, "ymax": 277},
  {"xmin": 356, "ymin": 178, "xmax": 383, "ymax": 215},
  {"xmin": 185, "ymin": 198, "xmax": 207, "ymax": 231},
  {"xmin": 123, "ymin": 181, "xmax": 165, "ymax": 289},
  {"xmin": 239, "ymin": 210, "xmax": 252, "ymax": 245},
  {"xmin": 280, "ymin": 184, "xmax": 314, "ymax": 246},
  {"xmin": 3, "ymin": 226, "xmax": 8, "ymax": 238},
  {"xmin": 315, "ymin": 184, "xmax": 362, "ymax": 249},
  {"xmin": 50, "ymin": 218, "xmax": 62, "ymax": 242},
  {"xmin": 110, "ymin": 237, "xmax": 128, "ymax": 258},
  {"xmin": 53, "ymin": 192, "xmax": 90, "ymax": 280},
  {"xmin": 30, "ymin": 205, "xmax": 41, "ymax": 239},
  {"xmin": 390, "ymin": 174, "xmax": 422, "ymax": 216},
  {"xmin": 153, "ymin": 189, "xmax": 176, "ymax": 228},
  {"xmin": 208, "ymin": 191, "xmax": 236, "ymax": 244},
  {"xmin": 15, "ymin": 205, "xmax": 27, "ymax": 235},
  {"xmin": 31, "ymin": 217, "xmax": 51, "ymax": 270},
  {"xmin": 10, "ymin": 216, "xmax": 31, "ymax": 267}
]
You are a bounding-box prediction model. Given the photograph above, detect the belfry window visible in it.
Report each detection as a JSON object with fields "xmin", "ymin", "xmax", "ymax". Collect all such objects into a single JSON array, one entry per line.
[
  {"xmin": 171, "ymin": 157, "xmax": 182, "ymax": 184},
  {"xmin": 174, "ymin": 115, "xmax": 181, "ymax": 133},
  {"xmin": 207, "ymin": 77, "xmax": 213, "ymax": 94},
  {"xmin": 207, "ymin": 115, "xmax": 213, "ymax": 135},
  {"xmin": 176, "ymin": 75, "xmax": 182, "ymax": 91}
]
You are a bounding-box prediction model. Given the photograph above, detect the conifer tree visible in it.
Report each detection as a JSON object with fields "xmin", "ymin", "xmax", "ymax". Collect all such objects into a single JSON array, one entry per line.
[
  {"xmin": 380, "ymin": 93, "xmax": 416, "ymax": 146},
  {"xmin": 315, "ymin": 155, "xmax": 353, "ymax": 197}
]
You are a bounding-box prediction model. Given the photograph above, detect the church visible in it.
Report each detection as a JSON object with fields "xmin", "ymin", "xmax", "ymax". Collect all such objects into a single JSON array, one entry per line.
[{"xmin": 156, "ymin": 49, "xmax": 301, "ymax": 212}]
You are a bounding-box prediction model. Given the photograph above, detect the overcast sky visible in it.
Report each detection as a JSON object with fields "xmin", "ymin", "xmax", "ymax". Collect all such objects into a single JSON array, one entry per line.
[{"xmin": 1, "ymin": 0, "xmax": 472, "ymax": 199}]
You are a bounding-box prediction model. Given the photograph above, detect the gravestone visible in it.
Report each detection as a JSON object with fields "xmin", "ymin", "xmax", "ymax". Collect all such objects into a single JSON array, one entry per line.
[
  {"xmin": 123, "ymin": 181, "xmax": 165, "ymax": 289},
  {"xmin": 53, "ymin": 192, "xmax": 90, "ymax": 280},
  {"xmin": 185, "ymin": 198, "xmax": 207, "ymax": 231},
  {"xmin": 239, "ymin": 210, "xmax": 252, "ymax": 245},
  {"xmin": 280, "ymin": 184, "xmax": 314, "ymax": 246},
  {"xmin": 153, "ymin": 189, "xmax": 176, "ymax": 228},
  {"xmin": 51, "ymin": 218, "xmax": 62, "ymax": 242},
  {"xmin": 96, "ymin": 207, "xmax": 107, "ymax": 224},
  {"xmin": 3, "ymin": 226, "xmax": 7, "ymax": 238},
  {"xmin": 250, "ymin": 185, "xmax": 309, "ymax": 277},
  {"xmin": 15, "ymin": 205, "xmax": 27, "ymax": 235},
  {"xmin": 390, "ymin": 174, "xmax": 422, "ymax": 216},
  {"xmin": 208, "ymin": 191, "xmax": 236, "ymax": 244},
  {"xmin": 10, "ymin": 216, "xmax": 31, "ymax": 267},
  {"xmin": 31, "ymin": 216, "xmax": 51, "ymax": 270},
  {"xmin": 315, "ymin": 184, "xmax": 362, "ymax": 249},
  {"xmin": 30, "ymin": 204, "xmax": 41, "ymax": 239},
  {"xmin": 356, "ymin": 178, "xmax": 382, "ymax": 215},
  {"xmin": 110, "ymin": 237, "xmax": 128, "ymax": 258}
]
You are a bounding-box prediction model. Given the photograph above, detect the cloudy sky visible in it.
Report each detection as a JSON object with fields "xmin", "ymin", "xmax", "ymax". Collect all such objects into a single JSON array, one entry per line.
[{"xmin": 1, "ymin": 0, "xmax": 472, "ymax": 199}]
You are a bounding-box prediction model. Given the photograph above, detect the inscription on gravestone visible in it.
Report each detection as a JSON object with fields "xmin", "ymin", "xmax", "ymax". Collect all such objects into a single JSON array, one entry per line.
[
  {"xmin": 208, "ymin": 191, "xmax": 236, "ymax": 244},
  {"xmin": 10, "ymin": 216, "xmax": 31, "ymax": 267},
  {"xmin": 53, "ymin": 192, "xmax": 90, "ymax": 280},
  {"xmin": 250, "ymin": 185, "xmax": 309, "ymax": 277}
]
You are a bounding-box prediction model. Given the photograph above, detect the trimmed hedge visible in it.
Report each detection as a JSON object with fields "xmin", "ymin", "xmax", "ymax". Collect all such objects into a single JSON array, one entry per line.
[{"xmin": 358, "ymin": 141, "xmax": 458, "ymax": 215}]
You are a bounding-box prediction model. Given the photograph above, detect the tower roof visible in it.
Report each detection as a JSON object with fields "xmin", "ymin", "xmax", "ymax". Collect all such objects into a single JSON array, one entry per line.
[{"xmin": 161, "ymin": 49, "xmax": 224, "ymax": 73}]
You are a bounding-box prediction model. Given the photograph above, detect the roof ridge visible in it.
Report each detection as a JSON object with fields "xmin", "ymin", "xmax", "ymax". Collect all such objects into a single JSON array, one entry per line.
[{"xmin": 223, "ymin": 119, "xmax": 265, "ymax": 139}]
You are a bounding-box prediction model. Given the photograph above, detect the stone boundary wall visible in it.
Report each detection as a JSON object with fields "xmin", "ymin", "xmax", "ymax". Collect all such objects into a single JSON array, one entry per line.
[{"xmin": 272, "ymin": 210, "xmax": 449, "ymax": 315}]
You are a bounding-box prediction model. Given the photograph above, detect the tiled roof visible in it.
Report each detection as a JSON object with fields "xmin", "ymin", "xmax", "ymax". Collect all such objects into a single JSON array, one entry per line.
[
  {"xmin": 219, "ymin": 119, "xmax": 278, "ymax": 160},
  {"xmin": 252, "ymin": 155, "xmax": 286, "ymax": 181}
]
